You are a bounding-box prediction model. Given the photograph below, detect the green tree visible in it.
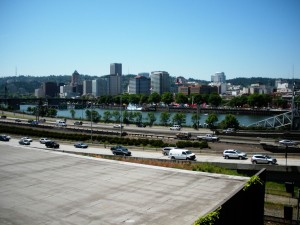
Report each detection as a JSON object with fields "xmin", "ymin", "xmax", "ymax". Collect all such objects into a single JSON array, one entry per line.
[
  {"xmin": 172, "ymin": 112, "xmax": 186, "ymax": 126},
  {"xmin": 112, "ymin": 111, "xmax": 121, "ymax": 122},
  {"xmin": 70, "ymin": 109, "xmax": 76, "ymax": 119},
  {"xmin": 205, "ymin": 113, "xmax": 218, "ymax": 130},
  {"xmin": 103, "ymin": 111, "xmax": 111, "ymax": 123},
  {"xmin": 148, "ymin": 92, "xmax": 161, "ymax": 105},
  {"xmin": 175, "ymin": 93, "xmax": 188, "ymax": 104},
  {"xmin": 46, "ymin": 108, "xmax": 57, "ymax": 117},
  {"xmin": 140, "ymin": 94, "xmax": 149, "ymax": 104},
  {"xmin": 160, "ymin": 111, "xmax": 171, "ymax": 126},
  {"xmin": 220, "ymin": 114, "xmax": 239, "ymax": 129},
  {"xmin": 129, "ymin": 94, "xmax": 140, "ymax": 105},
  {"xmin": 147, "ymin": 112, "xmax": 157, "ymax": 127},
  {"xmin": 85, "ymin": 109, "xmax": 101, "ymax": 123},
  {"xmin": 161, "ymin": 92, "xmax": 174, "ymax": 105},
  {"xmin": 133, "ymin": 112, "xmax": 142, "ymax": 124},
  {"xmin": 191, "ymin": 112, "xmax": 200, "ymax": 129},
  {"xmin": 192, "ymin": 94, "xmax": 203, "ymax": 105},
  {"xmin": 208, "ymin": 93, "xmax": 222, "ymax": 107}
]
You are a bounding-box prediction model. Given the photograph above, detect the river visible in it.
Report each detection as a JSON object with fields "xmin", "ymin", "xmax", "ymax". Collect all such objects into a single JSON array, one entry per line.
[{"xmin": 19, "ymin": 105, "xmax": 270, "ymax": 127}]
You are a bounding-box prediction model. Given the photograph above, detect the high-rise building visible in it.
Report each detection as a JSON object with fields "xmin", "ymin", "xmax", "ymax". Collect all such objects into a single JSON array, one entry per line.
[
  {"xmin": 128, "ymin": 75, "xmax": 151, "ymax": 94},
  {"xmin": 211, "ymin": 72, "xmax": 226, "ymax": 83},
  {"xmin": 150, "ymin": 71, "xmax": 170, "ymax": 94},
  {"xmin": 110, "ymin": 63, "xmax": 122, "ymax": 76},
  {"xmin": 71, "ymin": 70, "xmax": 80, "ymax": 86},
  {"xmin": 83, "ymin": 80, "xmax": 93, "ymax": 95},
  {"xmin": 43, "ymin": 82, "xmax": 58, "ymax": 97},
  {"xmin": 138, "ymin": 72, "xmax": 150, "ymax": 78},
  {"xmin": 92, "ymin": 78, "xmax": 107, "ymax": 97}
]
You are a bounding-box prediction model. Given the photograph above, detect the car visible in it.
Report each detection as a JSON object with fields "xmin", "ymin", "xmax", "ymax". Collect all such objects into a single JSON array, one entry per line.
[
  {"xmin": 0, "ymin": 134, "xmax": 10, "ymax": 141},
  {"xmin": 74, "ymin": 142, "xmax": 88, "ymax": 148},
  {"xmin": 45, "ymin": 141, "xmax": 60, "ymax": 148},
  {"xmin": 170, "ymin": 125, "xmax": 181, "ymax": 130},
  {"xmin": 31, "ymin": 120, "xmax": 39, "ymax": 125},
  {"xmin": 223, "ymin": 128, "xmax": 236, "ymax": 134},
  {"xmin": 251, "ymin": 154, "xmax": 277, "ymax": 165},
  {"xmin": 15, "ymin": 118, "xmax": 22, "ymax": 122},
  {"xmin": 74, "ymin": 121, "xmax": 83, "ymax": 125},
  {"xmin": 19, "ymin": 139, "xmax": 30, "ymax": 145},
  {"xmin": 279, "ymin": 139, "xmax": 296, "ymax": 146},
  {"xmin": 176, "ymin": 132, "xmax": 192, "ymax": 140},
  {"xmin": 223, "ymin": 149, "xmax": 247, "ymax": 160},
  {"xmin": 136, "ymin": 123, "xmax": 146, "ymax": 127},
  {"xmin": 21, "ymin": 137, "xmax": 33, "ymax": 142},
  {"xmin": 56, "ymin": 120, "xmax": 67, "ymax": 127},
  {"xmin": 113, "ymin": 124, "xmax": 124, "ymax": 128},
  {"xmin": 162, "ymin": 147, "xmax": 177, "ymax": 156},
  {"xmin": 40, "ymin": 138, "xmax": 50, "ymax": 144},
  {"xmin": 110, "ymin": 146, "xmax": 131, "ymax": 156}
]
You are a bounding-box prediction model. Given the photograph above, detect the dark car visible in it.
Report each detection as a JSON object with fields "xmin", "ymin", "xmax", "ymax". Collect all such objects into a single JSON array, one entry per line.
[
  {"xmin": 45, "ymin": 141, "xmax": 60, "ymax": 148},
  {"xmin": 74, "ymin": 142, "xmax": 88, "ymax": 148},
  {"xmin": 15, "ymin": 118, "xmax": 22, "ymax": 122},
  {"xmin": 110, "ymin": 146, "xmax": 131, "ymax": 156},
  {"xmin": 0, "ymin": 135, "xmax": 10, "ymax": 141},
  {"xmin": 74, "ymin": 121, "xmax": 83, "ymax": 125},
  {"xmin": 136, "ymin": 123, "xmax": 146, "ymax": 127}
]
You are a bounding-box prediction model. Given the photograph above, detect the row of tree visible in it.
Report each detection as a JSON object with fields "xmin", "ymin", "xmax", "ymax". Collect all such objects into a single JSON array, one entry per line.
[
  {"xmin": 84, "ymin": 92, "xmax": 298, "ymax": 109},
  {"xmin": 84, "ymin": 109, "xmax": 239, "ymax": 130}
]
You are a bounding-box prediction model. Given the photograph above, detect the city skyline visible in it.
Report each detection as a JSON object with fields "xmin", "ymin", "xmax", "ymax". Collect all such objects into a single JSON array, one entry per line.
[{"xmin": 0, "ymin": 0, "xmax": 299, "ymax": 80}]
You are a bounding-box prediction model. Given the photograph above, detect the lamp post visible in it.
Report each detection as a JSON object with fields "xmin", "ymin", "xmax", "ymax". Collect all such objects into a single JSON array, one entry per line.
[
  {"xmin": 90, "ymin": 102, "xmax": 93, "ymax": 142},
  {"xmin": 120, "ymin": 95, "xmax": 123, "ymax": 137}
]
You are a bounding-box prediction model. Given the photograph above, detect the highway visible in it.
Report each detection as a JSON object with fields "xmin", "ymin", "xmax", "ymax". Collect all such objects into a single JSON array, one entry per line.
[{"xmin": 2, "ymin": 137, "xmax": 300, "ymax": 167}]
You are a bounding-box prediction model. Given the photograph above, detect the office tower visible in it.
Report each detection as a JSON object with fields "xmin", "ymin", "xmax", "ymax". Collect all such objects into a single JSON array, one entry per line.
[
  {"xmin": 71, "ymin": 70, "xmax": 80, "ymax": 86},
  {"xmin": 43, "ymin": 82, "xmax": 58, "ymax": 97},
  {"xmin": 92, "ymin": 78, "xmax": 107, "ymax": 97},
  {"xmin": 83, "ymin": 80, "xmax": 93, "ymax": 95},
  {"xmin": 150, "ymin": 71, "xmax": 170, "ymax": 95},
  {"xmin": 211, "ymin": 72, "xmax": 226, "ymax": 83},
  {"xmin": 110, "ymin": 63, "xmax": 122, "ymax": 76},
  {"xmin": 128, "ymin": 75, "xmax": 151, "ymax": 94}
]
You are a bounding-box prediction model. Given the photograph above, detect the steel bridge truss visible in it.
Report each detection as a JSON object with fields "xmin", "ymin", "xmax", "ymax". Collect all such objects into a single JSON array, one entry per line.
[{"xmin": 247, "ymin": 109, "xmax": 299, "ymax": 129}]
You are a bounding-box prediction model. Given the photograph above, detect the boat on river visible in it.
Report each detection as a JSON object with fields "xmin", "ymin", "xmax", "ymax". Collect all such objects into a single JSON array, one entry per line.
[{"xmin": 127, "ymin": 104, "xmax": 143, "ymax": 111}]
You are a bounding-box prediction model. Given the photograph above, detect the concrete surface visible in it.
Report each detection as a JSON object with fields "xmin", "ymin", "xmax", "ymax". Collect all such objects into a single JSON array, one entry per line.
[{"xmin": 0, "ymin": 143, "xmax": 248, "ymax": 225}]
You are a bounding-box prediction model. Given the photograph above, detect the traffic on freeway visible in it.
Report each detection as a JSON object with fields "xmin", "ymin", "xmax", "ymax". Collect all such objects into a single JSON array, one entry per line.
[{"xmin": 2, "ymin": 137, "xmax": 300, "ymax": 167}]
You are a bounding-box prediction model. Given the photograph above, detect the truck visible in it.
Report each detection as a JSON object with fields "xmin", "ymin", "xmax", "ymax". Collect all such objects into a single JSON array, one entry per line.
[
  {"xmin": 175, "ymin": 132, "xmax": 192, "ymax": 140},
  {"xmin": 197, "ymin": 134, "xmax": 219, "ymax": 142}
]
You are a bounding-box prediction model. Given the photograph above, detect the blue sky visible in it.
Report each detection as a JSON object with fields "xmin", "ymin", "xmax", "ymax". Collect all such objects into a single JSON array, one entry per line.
[{"xmin": 0, "ymin": 0, "xmax": 299, "ymax": 80}]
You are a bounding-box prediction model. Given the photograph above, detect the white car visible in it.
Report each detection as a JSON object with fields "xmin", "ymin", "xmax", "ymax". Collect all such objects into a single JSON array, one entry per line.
[
  {"xmin": 21, "ymin": 137, "xmax": 33, "ymax": 142},
  {"xmin": 279, "ymin": 139, "xmax": 296, "ymax": 146},
  {"xmin": 113, "ymin": 124, "xmax": 123, "ymax": 128},
  {"xmin": 170, "ymin": 125, "xmax": 181, "ymax": 130},
  {"xmin": 40, "ymin": 138, "xmax": 50, "ymax": 144},
  {"xmin": 251, "ymin": 155, "xmax": 277, "ymax": 165},
  {"xmin": 223, "ymin": 149, "xmax": 247, "ymax": 160}
]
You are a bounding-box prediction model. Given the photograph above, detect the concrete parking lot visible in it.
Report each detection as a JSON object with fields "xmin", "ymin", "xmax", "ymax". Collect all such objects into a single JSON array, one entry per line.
[{"xmin": 0, "ymin": 143, "xmax": 248, "ymax": 225}]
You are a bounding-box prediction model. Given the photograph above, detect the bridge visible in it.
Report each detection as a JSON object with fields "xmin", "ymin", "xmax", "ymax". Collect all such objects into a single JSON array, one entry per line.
[{"xmin": 247, "ymin": 108, "xmax": 300, "ymax": 129}]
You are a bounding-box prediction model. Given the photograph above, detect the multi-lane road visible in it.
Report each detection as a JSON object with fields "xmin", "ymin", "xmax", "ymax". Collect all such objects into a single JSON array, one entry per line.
[{"xmin": 2, "ymin": 137, "xmax": 300, "ymax": 166}]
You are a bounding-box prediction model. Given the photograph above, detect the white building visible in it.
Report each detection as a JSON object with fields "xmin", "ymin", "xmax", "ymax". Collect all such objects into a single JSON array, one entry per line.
[
  {"xmin": 92, "ymin": 78, "xmax": 107, "ymax": 97},
  {"xmin": 211, "ymin": 72, "xmax": 226, "ymax": 83}
]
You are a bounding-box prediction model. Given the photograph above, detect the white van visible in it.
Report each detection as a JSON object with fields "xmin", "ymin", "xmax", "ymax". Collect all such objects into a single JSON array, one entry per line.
[
  {"xmin": 56, "ymin": 120, "xmax": 67, "ymax": 127},
  {"xmin": 168, "ymin": 149, "xmax": 196, "ymax": 160}
]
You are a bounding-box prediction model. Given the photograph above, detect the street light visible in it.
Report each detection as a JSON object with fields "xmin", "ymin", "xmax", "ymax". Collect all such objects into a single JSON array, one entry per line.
[
  {"xmin": 120, "ymin": 95, "xmax": 123, "ymax": 137},
  {"xmin": 90, "ymin": 102, "xmax": 93, "ymax": 142}
]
